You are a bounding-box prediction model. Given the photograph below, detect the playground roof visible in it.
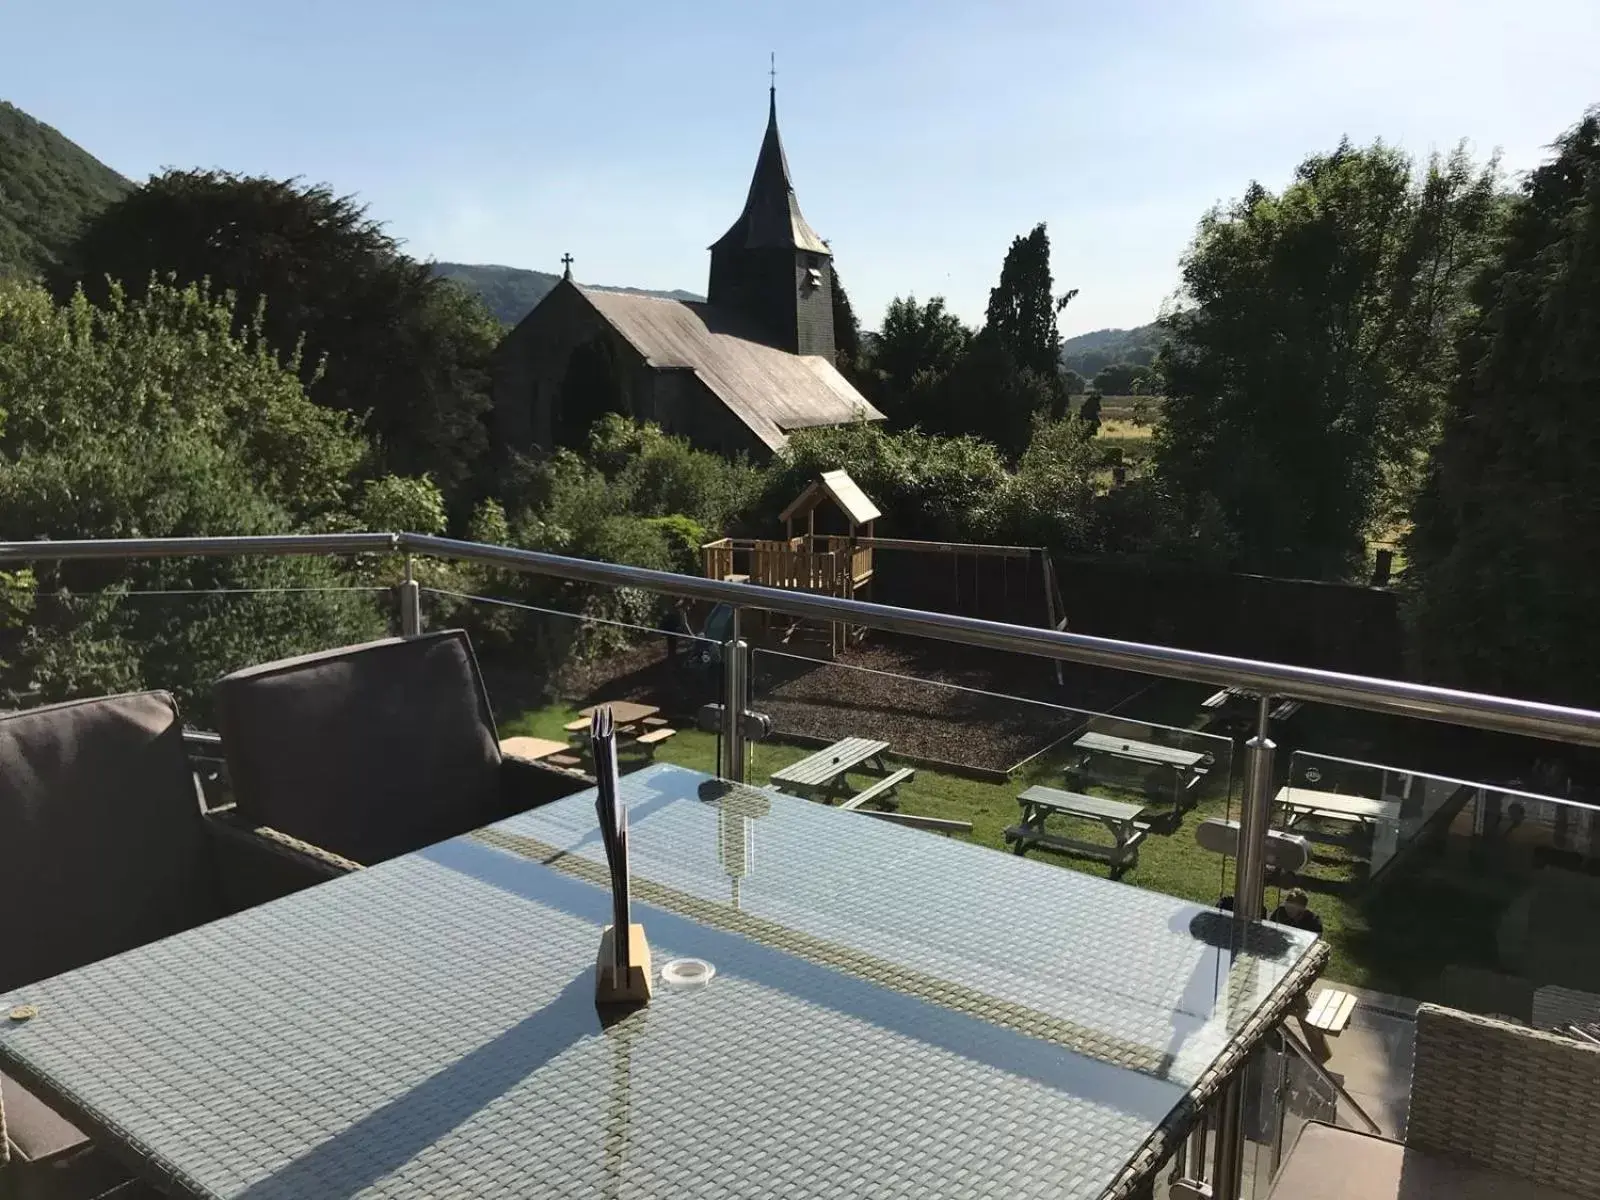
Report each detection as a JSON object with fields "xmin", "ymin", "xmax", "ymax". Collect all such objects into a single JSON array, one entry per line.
[{"xmin": 780, "ymin": 469, "xmax": 882, "ymax": 527}]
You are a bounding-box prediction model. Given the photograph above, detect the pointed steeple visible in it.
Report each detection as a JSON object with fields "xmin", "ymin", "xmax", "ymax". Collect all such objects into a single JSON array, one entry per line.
[
  {"xmin": 706, "ymin": 77, "xmax": 837, "ymax": 363},
  {"xmin": 711, "ymin": 85, "xmax": 829, "ymax": 256}
]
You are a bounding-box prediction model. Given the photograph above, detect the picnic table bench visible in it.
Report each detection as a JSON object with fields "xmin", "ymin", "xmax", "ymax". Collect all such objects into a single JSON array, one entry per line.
[
  {"xmin": 1303, "ymin": 987, "xmax": 1358, "ymax": 1035},
  {"xmin": 1276, "ymin": 787, "xmax": 1401, "ymax": 828},
  {"xmin": 768, "ymin": 737, "xmax": 915, "ymax": 811},
  {"xmin": 559, "ymin": 702, "xmax": 677, "ymax": 762},
  {"xmin": 1200, "ymin": 687, "xmax": 1303, "ymax": 722},
  {"xmin": 1069, "ymin": 731, "xmax": 1209, "ymax": 808},
  {"xmin": 1004, "ymin": 785, "xmax": 1149, "ymax": 876},
  {"xmin": 498, "ymin": 736, "xmax": 570, "ymax": 762},
  {"xmin": 1275, "ymin": 786, "xmax": 1403, "ymax": 868}
]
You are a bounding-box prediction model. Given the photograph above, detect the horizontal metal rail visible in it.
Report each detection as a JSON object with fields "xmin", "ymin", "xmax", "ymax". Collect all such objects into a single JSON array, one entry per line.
[
  {"xmin": 7, "ymin": 531, "xmax": 1600, "ymax": 749},
  {"xmin": 0, "ymin": 533, "xmax": 399, "ymax": 561}
]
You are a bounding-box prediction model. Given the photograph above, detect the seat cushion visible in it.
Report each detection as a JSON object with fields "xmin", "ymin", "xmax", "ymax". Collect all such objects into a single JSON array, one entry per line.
[
  {"xmin": 214, "ymin": 631, "xmax": 503, "ymax": 864},
  {"xmin": 3, "ymin": 1071, "xmax": 140, "ymax": 1199},
  {"xmin": 3, "ymin": 1070, "xmax": 88, "ymax": 1163},
  {"xmin": 0, "ymin": 692, "xmax": 221, "ymax": 994}
]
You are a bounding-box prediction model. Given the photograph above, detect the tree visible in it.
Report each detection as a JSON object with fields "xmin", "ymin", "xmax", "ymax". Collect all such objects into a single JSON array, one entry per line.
[
  {"xmin": 983, "ymin": 223, "xmax": 1077, "ymax": 380},
  {"xmin": 939, "ymin": 330, "xmax": 1060, "ymax": 456},
  {"xmin": 938, "ymin": 223, "xmax": 1078, "ymax": 456},
  {"xmin": 869, "ymin": 295, "xmax": 972, "ymax": 427},
  {"xmin": 830, "ymin": 265, "xmax": 865, "ymax": 379},
  {"xmin": 1078, "ymin": 392, "xmax": 1103, "ymax": 434},
  {"xmin": 0, "ymin": 278, "xmax": 388, "ymax": 712},
  {"xmin": 1063, "ymin": 369, "xmax": 1086, "ymax": 396},
  {"xmin": 1405, "ymin": 111, "xmax": 1600, "ymax": 704},
  {"xmin": 54, "ymin": 170, "xmax": 499, "ymax": 506},
  {"xmin": 1154, "ymin": 140, "xmax": 1501, "ymax": 578},
  {"xmin": 992, "ymin": 412, "xmax": 1100, "ymax": 551},
  {"xmin": 1091, "ymin": 362, "xmax": 1145, "ymax": 395}
]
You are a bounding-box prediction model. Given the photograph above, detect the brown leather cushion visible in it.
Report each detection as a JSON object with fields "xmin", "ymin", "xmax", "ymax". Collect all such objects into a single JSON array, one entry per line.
[
  {"xmin": 0, "ymin": 693, "xmax": 221, "ymax": 994},
  {"xmin": 214, "ymin": 631, "xmax": 503, "ymax": 864},
  {"xmin": 2, "ymin": 1071, "xmax": 87, "ymax": 1163},
  {"xmin": 3, "ymin": 1071, "xmax": 139, "ymax": 1198}
]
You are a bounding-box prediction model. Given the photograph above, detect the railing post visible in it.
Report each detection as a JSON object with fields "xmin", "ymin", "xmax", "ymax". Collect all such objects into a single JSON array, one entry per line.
[
  {"xmin": 721, "ymin": 605, "xmax": 747, "ymax": 782},
  {"xmin": 1209, "ymin": 695, "xmax": 1278, "ymax": 1200},
  {"xmin": 1210, "ymin": 1077, "xmax": 1245, "ymax": 1200},
  {"xmin": 398, "ymin": 553, "xmax": 422, "ymax": 638},
  {"xmin": 1233, "ymin": 696, "xmax": 1277, "ymax": 923}
]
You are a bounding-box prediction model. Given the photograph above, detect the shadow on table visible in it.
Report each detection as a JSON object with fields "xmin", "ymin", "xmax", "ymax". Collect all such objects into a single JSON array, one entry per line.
[{"xmin": 234, "ymin": 971, "xmax": 597, "ymax": 1199}]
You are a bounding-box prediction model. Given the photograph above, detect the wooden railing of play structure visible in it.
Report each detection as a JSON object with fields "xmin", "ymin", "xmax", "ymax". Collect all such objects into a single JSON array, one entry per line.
[{"xmin": 701, "ymin": 537, "xmax": 874, "ymax": 597}]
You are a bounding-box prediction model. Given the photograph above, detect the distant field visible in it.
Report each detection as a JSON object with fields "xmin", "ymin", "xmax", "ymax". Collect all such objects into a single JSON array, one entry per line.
[
  {"xmin": 1078, "ymin": 395, "xmax": 1161, "ymax": 445},
  {"xmin": 1099, "ymin": 417, "xmax": 1152, "ymax": 440}
]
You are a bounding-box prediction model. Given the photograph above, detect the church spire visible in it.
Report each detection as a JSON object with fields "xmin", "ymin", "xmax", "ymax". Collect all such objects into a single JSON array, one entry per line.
[
  {"xmin": 710, "ymin": 76, "xmax": 829, "ymax": 256},
  {"xmin": 706, "ymin": 76, "xmax": 837, "ymax": 363}
]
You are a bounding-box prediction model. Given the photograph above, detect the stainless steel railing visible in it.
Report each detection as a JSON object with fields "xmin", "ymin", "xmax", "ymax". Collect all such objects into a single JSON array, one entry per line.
[{"xmin": 8, "ymin": 531, "xmax": 1600, "ymax": 746}]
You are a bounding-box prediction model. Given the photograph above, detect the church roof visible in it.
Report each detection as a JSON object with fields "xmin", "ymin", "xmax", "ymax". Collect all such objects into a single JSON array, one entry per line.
[
  {"xmin": 710, "ymin": 89, "xmax": 830, "ymax": 256},
  {"xmin": 577, "ymin": 285, "xmax": 882, "ymax": 451}
]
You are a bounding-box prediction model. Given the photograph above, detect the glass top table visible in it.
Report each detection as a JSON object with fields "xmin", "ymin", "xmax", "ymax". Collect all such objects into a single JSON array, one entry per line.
[{"xmin": 0, "ymin": 763, "xmax": 1324, "ymax": 1199}]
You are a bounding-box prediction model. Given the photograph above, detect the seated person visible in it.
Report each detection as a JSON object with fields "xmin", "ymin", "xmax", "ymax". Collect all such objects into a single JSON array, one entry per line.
[{"xmin": 1269, "ymin": 887, "xmax": 1324, "ymax": 935}]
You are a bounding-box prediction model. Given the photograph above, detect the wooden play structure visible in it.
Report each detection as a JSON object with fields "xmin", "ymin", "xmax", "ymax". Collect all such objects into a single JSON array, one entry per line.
[{"xmin": 701, "ymin": 470, "xmax": 1069, "ymax": 663}]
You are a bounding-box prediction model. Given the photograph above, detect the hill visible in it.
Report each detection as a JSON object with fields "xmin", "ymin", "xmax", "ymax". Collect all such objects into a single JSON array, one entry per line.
[
  {"xmin": 432, "ymin": 261, "xmax": 701, "ymax": 326},
  {"xmin": 0, "ymin": 101, "xmax": 131, "ymax": 278},
  {"xmin": 1060, "ymin": 321, "xmax": 1164, "ymax": 376}
]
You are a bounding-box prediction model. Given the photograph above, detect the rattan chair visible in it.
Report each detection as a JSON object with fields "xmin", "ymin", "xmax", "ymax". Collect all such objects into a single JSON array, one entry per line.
[
  {"xmin": 0, "ymin": 691, "xmax": 357, "ymax": 1199},
  {"xmin": 1407, "ymin": 1002, "xmax": 1600, "ymax": 1197},
  {"xmin": 213, "ymin": 630, "xmax": 586, "ymax": 865}
]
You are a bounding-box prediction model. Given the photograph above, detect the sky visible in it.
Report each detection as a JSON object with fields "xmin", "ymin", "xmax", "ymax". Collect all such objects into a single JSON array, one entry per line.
[{"xmin": 7, "ymin": 0, "xmax": 1598, "ymax": 335}]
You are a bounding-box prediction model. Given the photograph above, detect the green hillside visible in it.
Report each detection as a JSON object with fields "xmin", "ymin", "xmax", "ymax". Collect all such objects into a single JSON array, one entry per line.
[
  {"xmin": 1060, "ymin": 321, "xmax": 1163, "ymax": 376},
  {"xmin": 433, "ymin": 261, "xmax": 701, "ymax": 326},
  {"xmin": 0, "ymin": 101, "xmax": 131, "ymax": 277}
]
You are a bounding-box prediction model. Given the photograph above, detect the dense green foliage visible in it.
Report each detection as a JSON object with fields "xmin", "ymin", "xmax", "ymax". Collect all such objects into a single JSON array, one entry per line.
[
  {"xmin": 861, "ymin": 224, "xmax": 1076, "ymax": 456},
  {"xmin": 867, "ymin": 296, "xmax": 973, "ymax": 427},
  {"xmin": 829, "ymin": 265, "xmax": 866, "ymax": 385},
  {"xmin": 0, "ymin": 278, "xmax": 399, "ymax": 712},
  {"xmin": 1091, "ymin": 362, "xmax": 1152, "ymax": 396},
  {"xmin": 1154, "ymin": 140, "xmax": 1501, "ymax": 578},
  {"xmin": 0, "ymin": 103, "xmax": 130, "ymax": 278},
  {"xmin": 761, "ymin": 417, "xmax": 1103, "ymax": 553},
  {"xmin": 1405, "ymin": 113, "xmax": 1600, "ymax": 705},
  {"xmin": 461, "ymin": 416, "xmax": 759, "ymax": 665},
  {"xmin": 56, "ymin": 171, "xmax": 501, "ymax": 505}
]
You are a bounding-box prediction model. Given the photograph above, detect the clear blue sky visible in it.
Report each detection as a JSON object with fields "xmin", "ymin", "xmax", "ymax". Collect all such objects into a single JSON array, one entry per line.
[{"xmin": 8, "ymin": 0, "xmax": 1597, "ymax": 334}]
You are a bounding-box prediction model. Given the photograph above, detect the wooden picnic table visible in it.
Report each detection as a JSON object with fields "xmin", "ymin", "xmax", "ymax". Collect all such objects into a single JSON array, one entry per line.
[
  {"xmin": 1275, "ymin": 786, "xmax": 1403, "ymax": 867},
  {"xmin": 578, "ymin": 700, "xmax": 660, "ymax": 729},
  {"xmin": 1073, "ymin": 731, "xmax": 1207, "ymax": 771},
  {"xmin": 1199, "ymin": 687, "xmax": 1303, "ymax": 722},
  {"xmin": 1276, "ymin": 787, "xmax": 1400, "ymax": 827},
  {"xmin": 498, "ymin": 736, "xmax": 570, "ymax": 762},
  {"xmin": 1069, "ymin": 732, "xmax": 1209, "ymax": 810},
  {"xmin": 1004, "ymin": 785, "xmax": 1149, "ymax": 876},
  {"xmin": 769, "ymin": 737, "xmax": 892, "ymax": 804}
]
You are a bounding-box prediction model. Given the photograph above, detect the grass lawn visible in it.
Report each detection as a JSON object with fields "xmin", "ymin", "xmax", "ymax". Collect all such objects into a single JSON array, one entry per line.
[{"xmin": 502, "ymin": 704, "xmax": 1502, "ymax": 997}]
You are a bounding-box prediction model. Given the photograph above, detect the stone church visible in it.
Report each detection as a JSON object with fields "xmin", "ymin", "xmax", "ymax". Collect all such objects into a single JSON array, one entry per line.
[{"xmin": 492, "ymin": 89, "xmax": 883, "ymax": 459}]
